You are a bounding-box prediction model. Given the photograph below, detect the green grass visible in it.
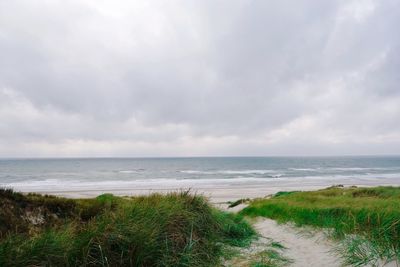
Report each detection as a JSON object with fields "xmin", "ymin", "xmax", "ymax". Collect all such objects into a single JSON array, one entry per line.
[
  {"xmin": 240, "ymin": 186, "xmax": 400, "ymax": 266},
  {"xmin": 222, "ymin": 236, "xmax": 291, "ymax": 267},
  {"xmin": 249, "ymin": 248, "xmax": 290, "ymax": 267},
  {"xmin": 247, "ymin": 240, "xmax": 291, "ymax": 267},
  {"xmin": 0, "ymin": 189, "xmax": 256, "ymax": 266}
]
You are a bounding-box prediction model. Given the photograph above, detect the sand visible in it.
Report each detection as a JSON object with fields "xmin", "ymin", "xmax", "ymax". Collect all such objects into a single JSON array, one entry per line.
[
  {"xmin": 41, "ymin": 185, "xmax": 325, "ymax": 203},
  {"xmin": 23, "ymin": 176, "xmax": 400, "ymax": 204},
  {"xmin": 254, "ymin": 218, "xmax": 342, "ymax": 267},
  {"xmin": 218, "ymin": 201, "xmax": 343, "ymax": 267}
]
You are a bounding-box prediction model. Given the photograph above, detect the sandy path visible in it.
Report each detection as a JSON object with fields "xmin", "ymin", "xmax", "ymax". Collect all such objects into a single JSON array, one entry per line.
[{"xmin": 254, "ymin": 218, "xmax": 342, "ymax": 267}]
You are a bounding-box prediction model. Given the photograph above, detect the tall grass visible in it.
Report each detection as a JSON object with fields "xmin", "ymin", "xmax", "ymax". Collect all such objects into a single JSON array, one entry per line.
[
  {"xmin": 240, "ymin": 186, "xmax": 400, "ymax": 265},
  {"xmin": 0, "ymin": 189, "xmax": 255, "ymax": 266}
]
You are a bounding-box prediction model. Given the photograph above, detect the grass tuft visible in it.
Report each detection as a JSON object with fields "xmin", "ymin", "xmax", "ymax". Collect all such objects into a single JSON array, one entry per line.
[
  {"xmin": 227, "ymin": 198, "xmax": 250, "ymax": 208},
  {"xmin": 249, "ymin": 240, "xmax": 291, "ymax": 267}
]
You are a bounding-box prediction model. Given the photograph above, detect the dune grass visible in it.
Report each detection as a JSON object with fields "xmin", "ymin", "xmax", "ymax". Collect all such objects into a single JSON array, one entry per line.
[
  {"xmin": 0, "ymin": 189, "xmax": 255, "ymax": 266},
  {"xmin": 227, "ymin": 198, "xmax": 251, "ymax": 208},
  {"xmin": 240, "ymin": 186, "xmax": 400, "ymax": 266}
]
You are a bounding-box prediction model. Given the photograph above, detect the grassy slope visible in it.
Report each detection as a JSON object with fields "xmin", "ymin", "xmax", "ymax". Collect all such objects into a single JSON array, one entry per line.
[
  {"xmin": 0, "ymin": 189, "xmax": 255, "ymax": 267},
  {"xmin": 241, "ymin": 186, "xmax": 400, "ymax": 265}
]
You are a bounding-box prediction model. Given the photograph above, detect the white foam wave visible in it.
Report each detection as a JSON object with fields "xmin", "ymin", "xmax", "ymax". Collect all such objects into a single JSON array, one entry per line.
[
  {"xmin": 180, "ymin": 170, "xmax": 207, "ymax": 174},
  {"xmin": 117, "ymin": 169, "xmax": 145, "ymax": 173},
  {"xmin": 2, "ymin": 172, "xmax": 399, "ymax": 193},
  {"xmin": 289, "ymin": 167, "xmax": 400, "ymax": 172},
  {"xmin": 219, "ymin": 170, "xmax": 276, "ymax": 174},
  {"xmin": 180, "ymin": 169, "xmax": 276, "ymax": 175},
  {"xmin": 328, "ymin": 167, "xmax": 376, "ymax": 171},
  {"xmin": 326, "ymin": 167, "xmax": 400, "ymax": 171}
]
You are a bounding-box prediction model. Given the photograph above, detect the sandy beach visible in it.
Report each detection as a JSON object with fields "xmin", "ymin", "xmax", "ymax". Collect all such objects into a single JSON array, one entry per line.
[{"xmin": 20, "ymin": 177, "xmax": 400, "ymax": 203}]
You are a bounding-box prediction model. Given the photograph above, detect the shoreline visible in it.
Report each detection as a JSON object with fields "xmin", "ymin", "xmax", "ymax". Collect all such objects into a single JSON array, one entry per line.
[{"xmin": 11, "ymin": 178, "xmax": 400, "ymax": 203}]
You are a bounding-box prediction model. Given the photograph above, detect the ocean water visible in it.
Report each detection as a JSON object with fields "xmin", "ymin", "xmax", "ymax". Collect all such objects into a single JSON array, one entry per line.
[{"xmin": 0, "ymin": 156, "xmax": 400, "ymax": 193}]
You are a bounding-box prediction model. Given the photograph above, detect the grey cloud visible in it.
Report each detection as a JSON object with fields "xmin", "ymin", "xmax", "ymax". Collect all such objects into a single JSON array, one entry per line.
[{"xmin": 0, "ymin": 0, "xmax": 399, "ymax": 156}]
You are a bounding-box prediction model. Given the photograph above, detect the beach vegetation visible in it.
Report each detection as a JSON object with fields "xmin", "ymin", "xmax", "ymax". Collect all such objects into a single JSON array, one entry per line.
[
  {"xmin": 240, "ymin": 186, "xmax": 400, "ymax": 266},
  {"xmin": 227, "ymin": 198, "xmax": 251, "ymax": 208},
  {"xmin": 0, "ymin": 188, "xmax": 255, "ymax": 266}
]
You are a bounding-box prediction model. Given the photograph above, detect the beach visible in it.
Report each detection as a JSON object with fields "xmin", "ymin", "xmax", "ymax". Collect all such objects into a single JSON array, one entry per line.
[
  {"xmin": 14, "ymin": 176, "xmax": 400, "ymax": 203},
  {"xmin": 3, "ymin": 157, "xmax": 400, "ymax": 203},
  {"xmin": 2, "ymin": 157, "xmax": 400, "ymax": 265},
  {"xmin": 2, "ymin": 170, "xmax": 400, "ymax": 266}
]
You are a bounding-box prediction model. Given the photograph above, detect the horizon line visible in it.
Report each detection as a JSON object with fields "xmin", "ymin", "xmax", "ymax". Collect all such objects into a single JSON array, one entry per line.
[{"xmin": 1, "ymin": 154, "xmax": 400, "ymax": 160}]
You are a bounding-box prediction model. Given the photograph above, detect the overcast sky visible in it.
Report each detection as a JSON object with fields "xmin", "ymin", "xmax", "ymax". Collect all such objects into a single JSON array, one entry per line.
[{"xmin": 0, "ymin": 0, "xmax": 399, "ymax": 157}]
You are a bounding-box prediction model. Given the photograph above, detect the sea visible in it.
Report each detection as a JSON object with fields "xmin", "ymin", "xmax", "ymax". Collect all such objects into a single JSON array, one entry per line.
[{"xmin": 0, "ymin": 156, "xmax": 399, "ymax": 194}]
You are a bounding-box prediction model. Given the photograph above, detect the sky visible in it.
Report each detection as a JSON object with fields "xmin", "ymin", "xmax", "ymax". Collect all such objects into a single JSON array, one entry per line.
[{"xmin": 0, "ymin": 0, "xmax": 399, "ymax": 157}]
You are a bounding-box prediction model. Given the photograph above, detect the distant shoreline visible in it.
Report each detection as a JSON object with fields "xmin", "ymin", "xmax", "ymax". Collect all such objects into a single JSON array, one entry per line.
[{"xmin": 16, "ymin": 179, "xmax": 400, "ymax": 203}]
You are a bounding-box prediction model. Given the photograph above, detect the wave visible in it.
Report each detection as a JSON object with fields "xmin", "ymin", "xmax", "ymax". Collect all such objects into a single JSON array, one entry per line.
[
  {"xmin": 289, "ymin": 168, "xmax": 320, "ymax": 171},
  {"xmin": 117, "ymin": 169, "xmax": 145, "ymax": 174},
  {"xmin": 179, "ymin": 170, "xmax": 208, "ymax": 174},
  {"xmin": 0, "ymin": 177, "xmax": 308, "ymax": 192},
  {"xmin": 327, "ymin": 167, "xmax": 380, "ymax": 171},
  {"xmin": 179, "ymin": 169, "xmax": 277, "ymax": 175},
  {"xmin": 289, "ymin": 167, "xmax": 400, "ymax": 172},
  {"xmin": 219, "ymin": 170, "xmax": 277, "ymax": 174},
  {"xmin": 180, "ymin": 167, "xmax": 400, "ymax": 175},
  {"xmin": 2, "ymin": 172, "xmax": 400, "ymax": 193}
]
